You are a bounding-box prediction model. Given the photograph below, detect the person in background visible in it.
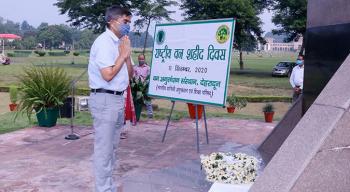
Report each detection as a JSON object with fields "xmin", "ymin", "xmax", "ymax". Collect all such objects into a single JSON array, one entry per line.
[
  {"xmin": 289, "ymin": 55, "xmax": 304, "ymax": 103},
  {"xmin": 88, "ymin": 5, "xmax": 133, "ymax": 192},
  {"xmin": 0, "ymin": 54, "xmax": 10, "ymax": 65},
  {"xmin": 133, "ymin": 54, "xmax": 153, "ymax": 118}
]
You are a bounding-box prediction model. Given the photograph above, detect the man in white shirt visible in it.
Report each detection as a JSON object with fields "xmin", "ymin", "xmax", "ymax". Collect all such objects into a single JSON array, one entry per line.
[
  {"xmin": 289, "ymin": 55, "xmax": 304, "ymax": 103},
  {"xmin": 88, "ymin": 5, "xmax": 133, "ymax": 192}
]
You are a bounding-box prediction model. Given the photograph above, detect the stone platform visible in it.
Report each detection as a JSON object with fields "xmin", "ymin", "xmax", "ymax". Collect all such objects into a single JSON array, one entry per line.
[{"xmin": 0, "ymin": 118, "xmax": 275, "ymax": 192}]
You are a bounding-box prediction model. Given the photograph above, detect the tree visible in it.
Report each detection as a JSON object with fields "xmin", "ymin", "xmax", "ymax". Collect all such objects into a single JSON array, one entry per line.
[
  {"xmin": 37, "ymin": 22, "xmax": 49, "ymax": 31},
  {"xmin": 20, "ymin": 21, "xmax": 35, "ymax": 32},
  {"xmin": 0, "ymin": 17, "xmax": 21, "ymax": 34},
  {"xmin": 20, "ymin": 21, "xmax": 37, "ymax": 38},
  {"xmin": 271, "ymin": 0, "xmax": 307, "ymax": 55},
  {"xmin": 181, "ymin": 0, "xmax": 265, "ymax": 70},
  {"xmin": 134, "ymin": 0, "xmax": 177, "ymax": 54},
  {"xmin": 55, "ymin": 0, "xmax": 132, "ymax": 33},
  {"xmin": 37, "ymin": 25, "xmax": 65, "ymax": 49},
  {"xmin": 77, "ymin": 29, "xmax": 98, "ymax": 49},
  {"xmin": 13, "ymin": 36, "xmax": 36, "ymax": 50},
  {"xmin": 129, "ymin": 31, "xmax": 154, "ymax": 48}
]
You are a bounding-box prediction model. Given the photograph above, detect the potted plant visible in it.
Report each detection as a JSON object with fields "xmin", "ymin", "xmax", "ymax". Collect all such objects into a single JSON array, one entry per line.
[
  {"xmin": 9, "ymin": 86, "xmax": 18, "ymax": 111},
  {"xmin": 16, "ymin": 66, "xmax": 71, "ymax": 127},
  {"xmin": 226, "ymin": 93, "xmax": 247, "ymax": 113},
  {"xmin": 262, "ymin": 103, "xmax": 275, "ymax": 123},
  {"xmin": 130, "ymin": 76, "xmax": 151, "ymax": 121}
]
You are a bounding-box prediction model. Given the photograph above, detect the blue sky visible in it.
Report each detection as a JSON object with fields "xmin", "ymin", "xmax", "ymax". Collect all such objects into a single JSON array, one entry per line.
[{"xmin": 0, "ymin": 0, "xmax": 275, "ymax": 35}]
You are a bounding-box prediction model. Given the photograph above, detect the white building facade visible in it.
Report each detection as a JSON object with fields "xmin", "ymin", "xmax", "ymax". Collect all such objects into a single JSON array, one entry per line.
[{"xmin": 258, "ymin": 33, "xmax": 303, "ymax": 52}]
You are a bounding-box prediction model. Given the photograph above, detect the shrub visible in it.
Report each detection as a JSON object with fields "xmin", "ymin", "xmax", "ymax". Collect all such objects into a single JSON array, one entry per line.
[
  {"xmin": 35, "ymin": 51, "xmax": 46, "ymax": 57},
  {"xmin": 7, "ymin": 53, "xmax": 15, "ymax": 57},
  {"xmin": 262, "ymin": 103, "xmax": 275, "ymax": 112},
  {"xmin": 9, "ymin": 86, "xmax": 18, "ymax": 104},
  {"xmin": 226, "ymin": 93, "xmax": 247, "ymax": 109},
  {"xmin": 64, "ymin": 50, "xmax": 70, "ymax": 54},
  {"xmin": 16, "ymin": 66, "xmax": 71, "ymax": 119},
  {"xmin": 73, "ymin": 52, "xmax": 80, "ymax": 56},
  {"xmin": 37, "ymin": 51, "xmax": 46, "ymax": 57}
]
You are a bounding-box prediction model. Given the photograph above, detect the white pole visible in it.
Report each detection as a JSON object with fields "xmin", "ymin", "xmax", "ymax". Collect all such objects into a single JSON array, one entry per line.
[{"xmin": 1, "ymin": 39, "xmax": 4, "ymax": 55}]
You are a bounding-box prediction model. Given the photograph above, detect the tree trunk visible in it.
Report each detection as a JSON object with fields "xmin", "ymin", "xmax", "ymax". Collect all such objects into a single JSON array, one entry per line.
[
  {"xmin": 298, "ymin": 34, "xmax": 305, "ymax": 56},
  {"xmin": 239, "ymin": 49, "xmax": 244, "ymax": 70},
  {"xmin": 143, "ymin": 18, "xmax": 151, "ymax": 55}
]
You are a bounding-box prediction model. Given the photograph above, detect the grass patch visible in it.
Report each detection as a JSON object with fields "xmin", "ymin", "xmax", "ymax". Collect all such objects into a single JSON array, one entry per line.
[
  {"xmin": 0, "ymin": 112, "xmax": 35, "ymax": 134},
  {"xmin": 0, "ymin": 111, "xmax": 92, "ymax": 134},
  {"xmin": 140, "ymin": 107, "xmax": 281, "ymax": 121},
  {"xmin": 57, "ymin": 111, "xmax": 93, "ymax": 126},
  {"xmin": 1, "ymin": 105, "xmax": 281, "ymax": 135}
]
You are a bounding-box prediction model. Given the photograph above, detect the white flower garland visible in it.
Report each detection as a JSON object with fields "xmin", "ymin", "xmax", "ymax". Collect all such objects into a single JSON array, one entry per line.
[{"xmin": 200, "ymin": 152, "xmax": 260, "ymax": 184}]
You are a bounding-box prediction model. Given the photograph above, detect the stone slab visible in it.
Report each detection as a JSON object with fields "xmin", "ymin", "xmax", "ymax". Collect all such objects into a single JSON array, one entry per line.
[
  {"xmin": 289, "ymin": 112, "xmax": 350, "ymax": 192},
  {"xmin": 250, "ymin": 104, "xmax": 344, "ymax": 192}
]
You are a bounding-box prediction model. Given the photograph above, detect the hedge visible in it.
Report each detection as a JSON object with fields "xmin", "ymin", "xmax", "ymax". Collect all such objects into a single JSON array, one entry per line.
[
  {"xmin": 133, "ymin": 50, "xmax": 152, "ymax": 54},
  {"xmin": 237, "ymin": 96, "xmax": 291, "ymax": 103},
  {"xmin": 0, "ymin": 86, "xmax": 291, "ymax": 102},
  {"xmin": 7, "ymin": 53, "xmax": 15, "ymax": 57},
  {"xmin": 14, "ymin": 50, "xmax": 32, "ymax": 54},
  {"xmin": 7, "ymin": 52, "xmax": 31, "ymax": 57},
  {"xmin": 48, "ymin": 51, "xmax": 67, "ymax": 56}
]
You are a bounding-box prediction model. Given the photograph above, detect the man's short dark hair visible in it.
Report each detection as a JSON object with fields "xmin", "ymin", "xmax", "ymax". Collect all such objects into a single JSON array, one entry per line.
[{"xmin": 105, "ymin": 5, "xmax": 132, "ymax": 24}]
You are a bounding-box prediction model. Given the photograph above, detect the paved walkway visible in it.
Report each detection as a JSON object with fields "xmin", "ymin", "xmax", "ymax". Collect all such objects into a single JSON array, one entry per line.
[{"xmin": 0, "ymin": 118, "xmax": 275, "ymax": 192}]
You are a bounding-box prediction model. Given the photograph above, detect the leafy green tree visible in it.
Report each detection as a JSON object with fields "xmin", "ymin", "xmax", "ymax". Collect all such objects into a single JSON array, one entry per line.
[
  {"xmin": 55, "ymin": 0, "xmax": 131, "ymax": 33},
  {"xmin": 13, "ymin": 36, "xmax": 36, "ymax": 49},
  {"xmin": 55, "ymin": 0, "xmax": 176, "ymax": 53},
  {"xmin": 59, "ymin": 24, "xmax": 74, "ymax": 45},
  {"xmin": 77, "ymin": 29, "xmax": 98, "ymax": 49},
  {"xmin": 21, "ymin": 21, "xmax": 36, "ymax": 38},
  {"xmin": 0, "ymin": 17, "xmax": 21, "ymax": 34},
  {"xmin": 37, "ymin": 22, "xmax": 49, "ymax": 31},
  {"xmin": 271, "ymin": 0, "xmax": 307, "ymax": 55},
  {"xmin": 20, "ymin": 21, "xmax": 35, "ymax": 32},
  {"xmin": 181, "ymin": 0, "xmax": 265, "ymax": 70},
  {"xmin": 129, "ymin": 31, "xmax": 154, "ymax": 48},
  {"xmin": 134, "ymin": 0, "xmax": 177, "ymax": 54},
  {"xmin": 36, "ymin": 25, "xmax": 66, "ymax": 48}
]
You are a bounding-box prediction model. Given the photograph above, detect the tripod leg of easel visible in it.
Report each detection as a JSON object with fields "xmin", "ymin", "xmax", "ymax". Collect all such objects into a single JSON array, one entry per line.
[
  {"xmin": 162, "ymin": 100, "xmax": 175, "ymax": 142},
  {"xmin": 203, "ymin": 106, "xmax": 209, "ymax": 144},
  {"xmin": 195, "ymin": 104, "xmax": 200, "ymax": 153}
]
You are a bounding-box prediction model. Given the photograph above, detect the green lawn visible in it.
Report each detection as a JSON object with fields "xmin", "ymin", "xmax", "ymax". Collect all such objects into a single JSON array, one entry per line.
[
  {"xmin": 0, "ymin": 51, "xmax": 153, "ymax": 87},
  {"xmin": 1, "ymin": 106, "xmax": 277, "ymax": 134},
  {"xmin": 1, "ymin": 51, "xmax": 296, "ymax": 90},
  {"xmin": 0, "ymin": 111, "xmax": 93, "ymax": 134}
]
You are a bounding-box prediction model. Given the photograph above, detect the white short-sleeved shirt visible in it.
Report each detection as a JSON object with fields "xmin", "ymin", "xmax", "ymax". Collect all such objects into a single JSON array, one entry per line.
[
  {"xmin": 88, "ymin": 29, "xmax": 129, "ymax": 91},
  {"xmin": 289, "ymin": 65, "xmax": 304, "ymax": 89}
]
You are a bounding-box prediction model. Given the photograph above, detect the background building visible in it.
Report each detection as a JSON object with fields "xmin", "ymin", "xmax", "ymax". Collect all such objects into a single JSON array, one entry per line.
[{"xmin": 259, "ymin": 32, "xmax": 303, "ymax": 52}]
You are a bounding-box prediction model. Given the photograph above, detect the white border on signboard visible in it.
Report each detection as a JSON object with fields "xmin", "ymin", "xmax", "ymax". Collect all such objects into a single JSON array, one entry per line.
[{"xmin": 147, "ymin": 18, "xmax": 236, "ymax": 107}]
